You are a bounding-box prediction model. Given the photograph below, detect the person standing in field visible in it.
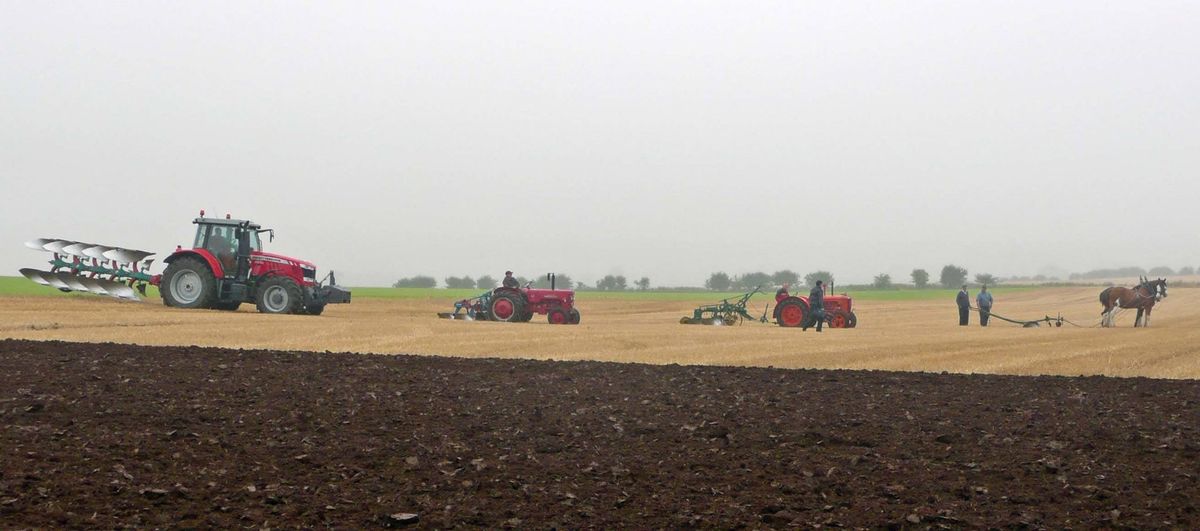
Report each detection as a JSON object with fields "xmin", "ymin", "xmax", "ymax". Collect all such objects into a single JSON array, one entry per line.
[
  {"xmin": 803, "ymin": 280, "xmax": 825, "ymax": 332},
  {"xmin": 956, "ymin": 284, "xmax": 970, "ymax": 326},
  {"xmin": 977, "ymin": 285, "xmax": 994, "ymax": 327},
  {"xmin": 502, "ymin": 271, "xmax": 520, "ymax": 289}
]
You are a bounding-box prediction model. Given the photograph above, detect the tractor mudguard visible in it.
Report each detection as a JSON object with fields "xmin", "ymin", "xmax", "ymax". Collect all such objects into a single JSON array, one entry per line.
[{"xmin": 163, "ymin": 249, "xmax": 225, "ymax": 279}]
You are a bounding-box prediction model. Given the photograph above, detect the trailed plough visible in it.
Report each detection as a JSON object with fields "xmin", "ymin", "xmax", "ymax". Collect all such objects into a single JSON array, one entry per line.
[{"xmin": 20, "ymin": 239, "xmax": 155, "ymax": 300}]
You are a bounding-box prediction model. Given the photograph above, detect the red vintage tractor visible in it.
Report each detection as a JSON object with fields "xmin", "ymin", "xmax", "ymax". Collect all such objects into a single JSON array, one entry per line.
[
  {"xmin": 680, "ymin": 285, "xmax": 857, "ymax": 328},
  {"xmin": 773, "ymin": 289, "xmax": 856, "ymax": 328},
  {"xmin": 158, "ymin": 211, "xmax": 351, "ymax": 315},
  {"xmin": 438, "ymin": 274, "xmax": 580, "ymax": 325}
]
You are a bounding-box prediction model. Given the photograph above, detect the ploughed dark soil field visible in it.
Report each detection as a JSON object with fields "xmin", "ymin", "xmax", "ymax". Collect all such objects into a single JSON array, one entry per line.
[{"xmin": 1, "ymin": 340, "xmax": 1198, "ymax": 528}]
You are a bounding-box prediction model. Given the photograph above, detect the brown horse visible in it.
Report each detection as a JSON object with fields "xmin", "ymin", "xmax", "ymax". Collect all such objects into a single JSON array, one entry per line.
[{"xmin": 1099, "ymin": 277, "xmax": 1167, "ymax": 327}]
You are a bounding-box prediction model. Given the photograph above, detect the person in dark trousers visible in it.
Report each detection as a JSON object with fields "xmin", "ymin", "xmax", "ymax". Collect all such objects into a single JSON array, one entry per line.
[
  {"xmin": 502, "ymin": 271, "xmax": 520, "ymax": 289},
  {"xmin": 977, "ymin": 285, "xmax": 994, "ymax": 327},
  {"xmin": 956, "ymin": 284, "xmax": 970, "ymax": 326},
  {"xmin": 802, "ymin": 280, "xmax": 825, "ymax": 332}
]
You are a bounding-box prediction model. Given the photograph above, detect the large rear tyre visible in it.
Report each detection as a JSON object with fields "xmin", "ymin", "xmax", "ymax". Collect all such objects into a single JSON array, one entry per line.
[
  {"xmin": 775, "ymin": 299, "xmax": 808, "ymax": 327},
  {"xmin": 489, "ymin": 293, "xmax": 524, "ymax": 322},
  {"xmin": 568, "ymin": 308, "xmax": 581, "ymax": 324},
  {"xmin": 256, "ymin": 276, "xmax": 302, "ymax": 314},
  {"xmin": 161, "ymin": 257, "xmax": 217, "ymax": 309}
]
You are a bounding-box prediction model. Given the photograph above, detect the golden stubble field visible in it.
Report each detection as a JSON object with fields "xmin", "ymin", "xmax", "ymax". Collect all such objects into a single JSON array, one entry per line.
[{"xmin": 2, "ymin": 287, "xmax": 1198, "ymax": 378}]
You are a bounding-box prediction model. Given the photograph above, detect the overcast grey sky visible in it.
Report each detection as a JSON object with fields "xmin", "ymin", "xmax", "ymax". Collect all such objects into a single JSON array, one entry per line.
[{"xmin": 2, "ymin": 1, "xmax": 1197, "ymax": 287}]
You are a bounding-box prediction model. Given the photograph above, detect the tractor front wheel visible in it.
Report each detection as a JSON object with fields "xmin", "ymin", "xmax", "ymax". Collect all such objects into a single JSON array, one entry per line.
[
  {"xmin": 161, "ymin": 257, "xmax": 217, "ymax": 309},
  {"xmin": 256, "ymin": 277, "xmax": 302, "ymax": 314},
  {"xmin": 489, "ymin": 293, "xmax": 524, "ymax": 322},
  {"xmin": 829, "ymin": 310, "xmax": 849, "ymax": 328},
  {"xmin": 775, "ymin": 299, "xmax": 807, "ymax": 327},
  {"xmin": 547, "ymin": 309, "xmax": 568, "ymax": 325},
  {"xmin": 846, "ymin": 311, "xmax": 857, "ymax": 328},
  {"xmin": 568, "ymin": 308, "xmax": 581, "ymax": 324}
]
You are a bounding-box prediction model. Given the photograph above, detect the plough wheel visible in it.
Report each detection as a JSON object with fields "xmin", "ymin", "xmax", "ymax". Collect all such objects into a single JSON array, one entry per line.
[{"xmin": 776, "ymin": 300, "xmax": 806, "ymax": 327}]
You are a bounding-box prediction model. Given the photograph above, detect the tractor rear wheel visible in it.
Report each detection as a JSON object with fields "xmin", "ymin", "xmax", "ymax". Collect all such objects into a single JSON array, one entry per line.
[
  {"xmin": 568, "ymin": 308, "xmax": 581, "ymax": 324},
  {"xmin": 256, "ymin": 276, "xmax": 302, "ymax": 314},
  {"xmin": 161, "ymin": 257, "xmax": 217, "ymax": 309},
  {"xmin": 547, "ymin": 309, "xmax": 568, "ymax": 325},
  {"xmin": 489, "ymin": 293, "xmax": 524, "ymax": 322},
  {"xmin": 775, "ymin": 299, "xmax": 807, "ymax": 327}
]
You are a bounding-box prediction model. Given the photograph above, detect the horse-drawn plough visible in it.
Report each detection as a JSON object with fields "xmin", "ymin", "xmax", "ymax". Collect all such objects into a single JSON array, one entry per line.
[{"xmin": 971, "ymin": 276, "xmax": 1168, "ymax": 328}]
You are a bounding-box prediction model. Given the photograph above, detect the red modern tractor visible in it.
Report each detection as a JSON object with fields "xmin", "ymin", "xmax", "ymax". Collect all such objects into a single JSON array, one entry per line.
[
  {"xmin": 20, "ymin": 211, "xmax": 350, "ymax": 316},
  {"xmin": 438, "ymin": 274, "xmax": 580, "ymax": 324},
  {"xmin": 158, "ymin": 211, "xmax": 351, "ymax": 315}
]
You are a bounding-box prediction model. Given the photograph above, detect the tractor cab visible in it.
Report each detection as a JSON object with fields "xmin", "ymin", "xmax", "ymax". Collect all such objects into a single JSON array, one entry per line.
[{"xmin": 191, "ymin": 215, "xmax": 268, "ymax": 279}]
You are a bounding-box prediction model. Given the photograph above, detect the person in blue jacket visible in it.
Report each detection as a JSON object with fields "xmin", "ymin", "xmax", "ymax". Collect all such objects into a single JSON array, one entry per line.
[
  {"xmin": 977, "ymin": 285, "xmax": 994, "ymax": 327},
  {"xmin": 956, "ymin": 284, "xmax": 970, "ymax": 326}
]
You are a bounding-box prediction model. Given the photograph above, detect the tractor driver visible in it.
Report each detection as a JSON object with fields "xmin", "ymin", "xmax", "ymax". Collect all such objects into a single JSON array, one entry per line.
[
  {"xmin": 502, "ymin": 270, "xmax": 520, "ymax": 289},
  {"xmin": 208, "ymin": 234, "xmax": 237, "ymax": 275},
  {"xmin": 775, "ymin": 283, "xmax": 791, "ymax": 303}
]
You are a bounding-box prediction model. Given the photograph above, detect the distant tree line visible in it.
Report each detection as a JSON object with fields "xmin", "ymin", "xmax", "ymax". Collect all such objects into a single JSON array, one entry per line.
[
  {"xmin": 392, "ymin": 273, "xmax": 655, "ymax": 291},
  {"xmin": 699, "ymin": 265, "xmax": 1006, "ymax": 291},
  {"xmin": 703, "ymin": 270, "xmax": 829, "ymax": 291},
  {"xmin": 392, "ymin": 275, "xmax": 437, "ymax": 288},
  {"xmin": 398, "ymin": 263, "xmax": 1197, "ymax": 290},
  {"xmin": 1068, "ymin": 266, "xmax": 1195, "ymax": 280}
]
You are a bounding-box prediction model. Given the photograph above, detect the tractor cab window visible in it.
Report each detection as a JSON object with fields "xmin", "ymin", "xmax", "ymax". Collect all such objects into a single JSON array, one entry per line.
[
  {"xmin": 204, "ymin": 226, "xmax": 238, "ymax": 256},
  {"xmin": 247, "ymin": 230, "xmax": 262, "ymax": 252},
  {"xmin": 192, "ymin": 223, "xmax": 243, "ymax": 276}
]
